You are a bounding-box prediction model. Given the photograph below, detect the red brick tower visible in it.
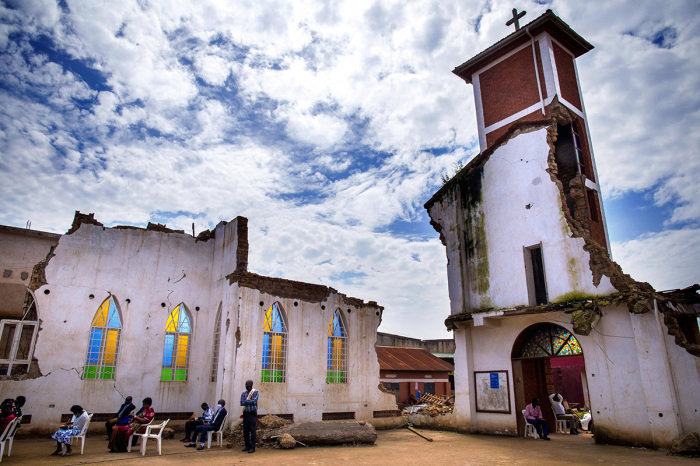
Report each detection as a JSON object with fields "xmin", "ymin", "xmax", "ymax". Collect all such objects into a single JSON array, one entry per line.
[{"xmin": 453, "ymin": 9, "xmax": 609, "ymax": 251}]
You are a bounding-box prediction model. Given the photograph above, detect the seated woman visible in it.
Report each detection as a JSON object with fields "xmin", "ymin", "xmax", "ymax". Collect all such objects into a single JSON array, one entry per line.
[
  {"xmin": 108, "ymin": 397, "xmax": 154, "ymax": 452},
  {"xmin": 51, "ymin": 405, "xmax": 89, "ymax": 456},
  {"xmin": 0, "ymin": 399, "xmax": 17, "ymax": 435}
]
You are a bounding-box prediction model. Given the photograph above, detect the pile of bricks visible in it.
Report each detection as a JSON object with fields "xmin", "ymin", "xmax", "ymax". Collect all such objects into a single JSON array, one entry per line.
[{"xmin": 409, "ymin": 394, "xmax": 454, "ymax": 416}]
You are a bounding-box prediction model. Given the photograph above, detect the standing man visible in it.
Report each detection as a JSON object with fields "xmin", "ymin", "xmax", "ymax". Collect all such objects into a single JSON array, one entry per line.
[
  {"xmin": 185, "ymin": 399, "xmax": 227, "ymax": 450},
  {"xmin": 240, "ymin": 379, "xmax": 258, "ymax": 454},
  {"xmin": 105, "ymin": 396, "xmax": 135, "ymax": 440}
]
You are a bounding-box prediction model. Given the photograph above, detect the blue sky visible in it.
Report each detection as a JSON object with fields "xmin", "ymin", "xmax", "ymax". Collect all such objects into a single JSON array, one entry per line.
[{"xmin": 1, "ymin": 0, "xmax": 699, "ymax": 338}]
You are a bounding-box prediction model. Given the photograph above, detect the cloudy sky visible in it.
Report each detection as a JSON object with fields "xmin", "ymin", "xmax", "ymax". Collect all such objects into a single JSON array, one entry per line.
[{"xmin": 1, "ymin": 0, "xmax": 698, "ymax": 339}]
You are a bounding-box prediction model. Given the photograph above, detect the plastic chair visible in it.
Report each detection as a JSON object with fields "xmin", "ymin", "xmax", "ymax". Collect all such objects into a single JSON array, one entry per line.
[
  {"xmin": 62, "ymin": 413, "xmax": 93, "ymax": 455},
  {"xmin": 207, "ymin": 413, "xmax": 228, "ymax": 448},
  {"xmin": 129, "ymin": 419, "xmax": 169, "ymax": 456},
  {"xmin": 5, "ymin": 416, "xmax": 21, "ymax": 457},
  {"xmin": 0, "ymin": 418, "xmax": 20, "ymax": 462},
  {"xmin": 551, "ymin": 407, "xmax": 568, "ymax": 434},
  {"xmin": 522, "ymin": 410, "xmax": 538, "ymax": 439}
]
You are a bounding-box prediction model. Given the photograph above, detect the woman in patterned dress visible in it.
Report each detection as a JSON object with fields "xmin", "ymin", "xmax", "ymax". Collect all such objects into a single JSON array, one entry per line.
[
  {"xmin": 51, "ymin": 405, "xmax": 88, "ymax": 456},
  {"xmin": 109, "ymin": 397, "xmax": 155, "ymax": 452}
]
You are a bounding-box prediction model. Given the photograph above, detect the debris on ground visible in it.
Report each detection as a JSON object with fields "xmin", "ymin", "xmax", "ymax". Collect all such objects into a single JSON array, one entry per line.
[
  {"xmin": 161, "ymin": 427, "xmax": 175, "ymax": 439},
  {"xmin": 224, "ymin": 415, "xmax": 292, "ymax": 450},
  {"xmin": 262, "ymin": 421, "xmax": 378, "ymax": 446},
  {"xmin": 278, "ymin": 433, "xmax": 296, "ymax": 449},
  {"xmin": 403, "ymin": 393, "xmax": 454, "ymax": 416},
  {"xmin": 669, "ymin": 431, "xmax": 700, "ymax": 457}
]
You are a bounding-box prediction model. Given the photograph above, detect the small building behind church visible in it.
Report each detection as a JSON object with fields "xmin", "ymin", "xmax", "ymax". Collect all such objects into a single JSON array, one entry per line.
[
  {"xmin": 0, "ymin": 213, "xmax": 400, "ymax": 433},
  {"xmin": 425, "ymin": 9, "xmax": 700, "ymax": 448}
]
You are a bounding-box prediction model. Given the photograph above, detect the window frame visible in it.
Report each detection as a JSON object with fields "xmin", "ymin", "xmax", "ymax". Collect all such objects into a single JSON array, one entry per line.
[
  {"xmin": 210, "ymin": 303, "xmax": 222, "ymax": 383},
  {"xmin": 161, "ymin": 303, "xmax": 193, "ymax": 382},
  {"xmin": 83, "ymin": 295, "xmax": 123, "ymax": 380},
  {"xmin": 261, "ymin": 302, "xmax": 288, "ymax": 383},
  {"xmin": 0, "ymin": 290, "xmax": 39, "ymax": 377},
  {"xmin": 327, "ymin": 308, "xmax": 348, "ymax": 384}
]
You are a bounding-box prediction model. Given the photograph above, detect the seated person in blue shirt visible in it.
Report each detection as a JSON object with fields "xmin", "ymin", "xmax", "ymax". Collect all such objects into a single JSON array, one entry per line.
[
  {"xmin": 181, "ymin": 403, "xmax": 213, "ymax": 442},
  {"xmin": 105, "ymin": 396, "xmax": 135, "ymax": 440},
  {"xmin": 185, "ymin": 400, "xmax": 227, "ymax": 450}
]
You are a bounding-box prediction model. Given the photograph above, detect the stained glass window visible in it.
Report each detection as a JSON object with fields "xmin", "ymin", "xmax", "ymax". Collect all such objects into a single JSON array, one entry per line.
[
  {"xmin": 327, "ymin": 309, "xmax": 347, "ymax": 383},
  {"xmin": 262, "ymin": 303, "xmax": 287, "ymax": 383},
  {"xmin": 210, "ymin": 303, "xmax": 222, "ymax": 383},
  {"xmin": 161, "ymin": 304, "xmax": 192, "ymax": 381},
  {"xmin": 84, "ymin": 296, "xmax": 121, "ymax": 380},
  {"xmin": 519, "ymin": 324, "xmax": 582, "ymax": 358}
]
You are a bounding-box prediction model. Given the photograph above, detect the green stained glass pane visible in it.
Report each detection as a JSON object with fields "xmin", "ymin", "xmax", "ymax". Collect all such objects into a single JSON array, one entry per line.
[
  {"xmin": 174, "ymin": 369, "xmax": 187, "ymax": 381},
  {"xmin": 327, "ymin": 371, "xmax": 345, "ymax": 383},
  {"xmin": 262, "ymin": 369, "xmax": 283, "ymax": 383},
  {"xmin": 100, "ymin": 366, "xmax": 115, "ymax": 380},
  {"xmin": 83, "ymin": 366, "xmax": 98, "ymax": 379},
  {"xmin": 161, "ymin": 368, "xmax": 172, "ymax": 381}
]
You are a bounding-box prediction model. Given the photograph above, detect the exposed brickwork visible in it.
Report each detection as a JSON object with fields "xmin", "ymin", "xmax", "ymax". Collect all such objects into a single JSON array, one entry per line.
[
  {"xmin": 146, "ymin": 222, "xmax": 185, "ymax": 234},
  {"xmin": 235, "ymin": 217, "xmax": 249, "ymax": 273},
  {"xmin": 572, "ymin": 114, "xmax": 595, "ymax": 181},
  {"xmin": 66, "ymin": 211, "xmax": 103, "ymax": 234},
  {"xmin": 485, "ymin": 107, "xmax": 551, "ymax": 147},
  {"xmin": 553, "ymin": 42, "xmax": 582, "ymax": 111},
  {"xmin": 226, "ymin": 270, "xmax": 383, "ymax": 310},
  {"xmin": 585, "ymin": 188, "xmax": 608, "ymax": 250},
  {"xmin": 480, "ymin": 46, "xmax": 540, "ymax": 127},
  {"xmin": 535, "ymin": 40, "xmax": 547, "ymax": 99}
]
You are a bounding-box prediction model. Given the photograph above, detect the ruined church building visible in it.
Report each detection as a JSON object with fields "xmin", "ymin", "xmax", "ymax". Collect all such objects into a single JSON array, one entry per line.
[{"xmin": 425, "ymin": 10, "xmax": 699, "ymax": 448}]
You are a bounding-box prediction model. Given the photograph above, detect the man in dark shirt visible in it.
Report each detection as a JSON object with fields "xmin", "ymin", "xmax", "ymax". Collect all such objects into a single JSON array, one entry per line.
[
  {"xmin": 240, "ymin": 379, "xmax": 258, "ymax": 453},
  {"xmin": 105, "ymin": 396, "xmax": 135, "ymax": 439},
  {"xmin": 185, "ymin": 399, "xmax": 227, "ymax": 450}
]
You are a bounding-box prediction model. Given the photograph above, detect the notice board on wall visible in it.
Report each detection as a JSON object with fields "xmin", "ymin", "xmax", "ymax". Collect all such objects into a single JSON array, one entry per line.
[{"xmin": 475, "ymin": 371, "xmax": 511, "ymax": 413}]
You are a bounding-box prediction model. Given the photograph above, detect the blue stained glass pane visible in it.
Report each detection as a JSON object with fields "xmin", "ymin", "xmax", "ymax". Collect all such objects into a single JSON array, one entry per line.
[
  {"xmin": 271, "ymin": 305, "xmax": 284, "ymax": 332},
  {"xmin": 107, "ymin": 300, "xmax": 121, "ymax": 328},
  {"xmin": 327, "ymin": 338, "xmax": 332, "ymax": 369},
  {"xmin": 262, "ymin": 334, "xmax": 270, "ymax": 367},
  {"xmin": 163, "ymin": 334, "xmax": 174, "ymax": 366},
  {"xmin": 87, "ymin": 328, "xmax": 102, "ymax": 364},
  {"xmin": 179, "ymin": 309, "xmax": 191, "ymax": 333},
  {"xmin": 332, "ymin": 314, "xmax": 343, "ymax": 337}
]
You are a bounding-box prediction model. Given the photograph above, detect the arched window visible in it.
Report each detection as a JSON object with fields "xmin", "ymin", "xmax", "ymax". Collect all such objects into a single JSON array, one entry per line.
[
  {"xmin": 261, "ymin": 302, "xmax": 287, "ymax": 383},
  {"xmin": 84, "ymin": 296, "xmax": 122, "ymax": 380},
  {"xmin": 161, "ymin": 304, "xmax": 192, "ymax": 382},
  {"xmin": 327, "ymin": 309, "xmax": 347, "ymax": 383},
  {"xmin": 519, "ymin": 324, "xmax": 582, "ymax": 358},
  {"xmin": 210, "ymin": 303, "xmax": 222, "ymax": 383}
]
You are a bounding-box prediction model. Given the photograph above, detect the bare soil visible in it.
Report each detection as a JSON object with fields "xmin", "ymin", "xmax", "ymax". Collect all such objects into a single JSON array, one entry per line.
[{"xmin": 6, "ymin": 428, "xmax": 696, "ymax": 465}]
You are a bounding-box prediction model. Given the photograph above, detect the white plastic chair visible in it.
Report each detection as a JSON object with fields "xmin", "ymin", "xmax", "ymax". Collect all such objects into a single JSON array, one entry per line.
[
  {"xmin": 62, "ymin": 413, "xmax": 93, "ymax": 455},
  {"xmin": 0, "ymin": 418, "xmax": 20, "ymax": 462},
  {"xmin": 129, "ymin": 419, "xmax": 169, "ymax": 456},
  {"xmin": 207, "ymin": 413, "xmax": 227, "ymax": 448},
  {"xmin": 522, "ymin": 410, "xmax": 538, "ymax": 439},
  {"xmin": 4, "ymin": 415, "xmax": 21, "ymax": 458},
  {"xmin": 551, "ymin": 407, "xmax": 568, "ymax": 433}
]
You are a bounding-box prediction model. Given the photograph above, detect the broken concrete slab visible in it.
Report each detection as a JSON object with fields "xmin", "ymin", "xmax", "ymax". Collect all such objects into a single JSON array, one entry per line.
[{"xmin": 264, "ymin": 421, "xmax": 378, "ymax": 446}]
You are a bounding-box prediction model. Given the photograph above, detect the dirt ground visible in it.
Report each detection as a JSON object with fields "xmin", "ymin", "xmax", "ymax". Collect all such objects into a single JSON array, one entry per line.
[{"xmin": 5, "ymin": 428, "xmax": 696, "ymax": 465}]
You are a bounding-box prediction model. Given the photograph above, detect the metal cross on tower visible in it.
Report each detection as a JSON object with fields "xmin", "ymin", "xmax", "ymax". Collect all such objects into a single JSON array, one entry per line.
[{"xmin": 506, "ymin": 8, "xmax": 526, "ymax": 31}]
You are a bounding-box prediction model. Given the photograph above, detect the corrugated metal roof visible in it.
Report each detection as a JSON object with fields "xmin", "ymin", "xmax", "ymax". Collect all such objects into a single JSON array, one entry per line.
[{"xmin": 376, "ymin": 346, "xmax": 454, "ymax": 372}]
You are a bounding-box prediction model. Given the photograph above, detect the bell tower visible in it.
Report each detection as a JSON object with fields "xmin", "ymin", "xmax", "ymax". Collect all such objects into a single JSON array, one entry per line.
[{"xmin": 453, "ymin": 9, "xmax": 609, "ymax": 250}]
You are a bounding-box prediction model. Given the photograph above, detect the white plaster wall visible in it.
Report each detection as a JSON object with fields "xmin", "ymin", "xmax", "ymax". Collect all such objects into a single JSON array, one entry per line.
[
  {"xmin": 0, "ymin": 221, "xmax": 239, "ymax": 433},
  {"xmin": 428, "ymin": 129, "xmax": 615, "ymax": 315},
  {"xmin": 228, "ymin": 287, "xmax": 397, "ymax": 425},
  {"xmin": 454, "ymin": 305, "xmax": 697, "ymax": 447}
]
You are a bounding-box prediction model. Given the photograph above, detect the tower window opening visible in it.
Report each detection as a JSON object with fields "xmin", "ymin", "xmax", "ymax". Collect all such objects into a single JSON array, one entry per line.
[{"xmin": 524, "ymin": 244, "xmax": 548, "ymax": 306}]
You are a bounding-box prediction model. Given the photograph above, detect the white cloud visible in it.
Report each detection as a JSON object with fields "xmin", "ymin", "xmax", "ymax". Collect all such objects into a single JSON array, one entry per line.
[{"xmin": 1, "ymin": 0, "xmax": 699, "ymax": 339}]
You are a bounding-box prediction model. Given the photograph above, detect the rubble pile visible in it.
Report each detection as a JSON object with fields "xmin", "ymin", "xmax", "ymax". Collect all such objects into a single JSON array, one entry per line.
[
  {"xmin": 224, "ymin": 414, "xmax": 291, "ymax": 449},
  {"xmin": 406, "ymin": 393, "xmax": 454, "ymax": 416}
]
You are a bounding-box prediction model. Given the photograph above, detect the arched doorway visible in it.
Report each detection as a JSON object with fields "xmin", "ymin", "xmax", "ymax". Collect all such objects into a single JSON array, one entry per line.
[{"xmin": 511, "ymin": 323, "xmax": 588, "ymax": 435}]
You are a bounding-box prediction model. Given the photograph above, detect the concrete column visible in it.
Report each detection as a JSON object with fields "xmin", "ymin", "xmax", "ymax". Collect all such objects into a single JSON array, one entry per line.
[
  {"xmin": 629, "ymin": 309, "xmax": 682, "ymax": 448},
  {"xmin": 453, "ymin": 325, "xmax": 476, "ymax": 431}
]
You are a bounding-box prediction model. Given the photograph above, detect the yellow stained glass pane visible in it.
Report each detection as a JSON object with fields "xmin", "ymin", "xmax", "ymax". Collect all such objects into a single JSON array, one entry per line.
[
  {"xmin": 263, "ymin": 306, "xmax": 273, "ymax": 332},
  {"xmin": 92, "ymin": 299, "xmax": 110, "ymax": 326},
  {"xmin": 271, "ymin": 334, "xmax": 282, "ymax": 367},
  {"xmin": 332, "ymin": 339, "xmax": 343, "ymax": 370},
  {"xmin": 166, "ymin": 306, "xmax": 180, "ymax": 332},
  {"xmin": 328, "ymin": 319, "xmax": 333, "ymax": 336},
  {"xmin": 176, "ymin": 334, "xmax": 188, "ymax": 366},
  {"xmin": 104, "ymin": 329, "xmax": 118, "ymax": 364}
]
